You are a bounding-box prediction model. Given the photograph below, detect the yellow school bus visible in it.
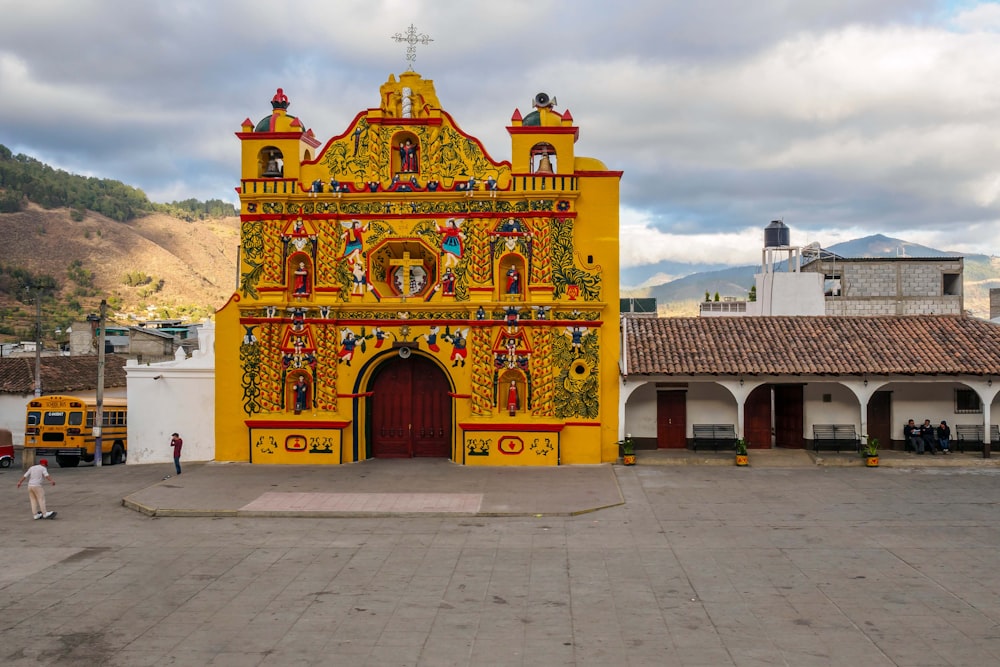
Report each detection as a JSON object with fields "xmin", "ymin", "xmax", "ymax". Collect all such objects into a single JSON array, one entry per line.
[{"xmin": 24, "ymin": 395, "xmax": 128, "ymax": 467}]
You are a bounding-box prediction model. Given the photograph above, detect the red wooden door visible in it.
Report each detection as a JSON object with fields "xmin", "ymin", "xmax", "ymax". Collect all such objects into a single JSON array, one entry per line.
[
  {"xmin": 371, "ymin": 356, "xmax": 451, "ymax": 458},
  {"xmin": 656, "ymin": 391, "xmax": 687, "ymax": 448},
  {"xmin": 774, "ymin": 385, "xmax": 804, "ymax": 448},
  {"xmin": 867, "ymin": 390, "xmax": 891, "ymax": 449},
  {"xmin": 744, "ymin": 385, "xmax": 772, "ymax": 449}
]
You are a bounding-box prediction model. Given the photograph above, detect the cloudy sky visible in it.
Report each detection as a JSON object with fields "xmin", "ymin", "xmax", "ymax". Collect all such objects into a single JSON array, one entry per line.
[{"xmin": 2, "ymin": 0, "xmax": 999, "ymax": 286}]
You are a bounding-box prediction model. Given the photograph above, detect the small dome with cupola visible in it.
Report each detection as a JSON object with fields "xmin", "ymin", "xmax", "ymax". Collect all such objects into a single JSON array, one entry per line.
[{"xmin": 253, "ymin": 88, "xmax": 307, "ymax": 133}]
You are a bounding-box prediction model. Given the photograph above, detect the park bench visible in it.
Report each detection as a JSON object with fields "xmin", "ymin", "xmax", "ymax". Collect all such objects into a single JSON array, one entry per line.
[
  {"xmin": 954, "ymin": 424, "xmax": 1000, "ymax": 453},
  {"xmin": 811, "ymin": 424, "xmax": 861, "ymax": 453},
  {"xmin": 690, "ymin": 424, "xmax": 738, "ymax": 452}
]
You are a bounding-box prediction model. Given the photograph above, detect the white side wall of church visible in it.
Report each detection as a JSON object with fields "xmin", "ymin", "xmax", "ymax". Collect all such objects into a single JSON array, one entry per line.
[{"xmin": 125, "ymin": 323, "xmax": 216, "ymax": 465}]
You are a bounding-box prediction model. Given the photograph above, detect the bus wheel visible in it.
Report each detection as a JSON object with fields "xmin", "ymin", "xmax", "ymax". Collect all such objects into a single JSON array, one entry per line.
[
  {"xmin": 56, "ymin": 455, "xmax": 80, "ymax": 468},
  {"xmin": 111, "ymin": 444, "xmax": 124, "ymax": 466},
  {"xmin": 0, "ymin": 457, "xmax": 10, "ymax": 468}
]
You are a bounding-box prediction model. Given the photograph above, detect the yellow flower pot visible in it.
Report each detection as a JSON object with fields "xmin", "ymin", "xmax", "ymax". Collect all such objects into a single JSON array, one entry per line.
[
  {"xmin": 735, "ymin": 454, "xmax": 749, "ymax": 466},
  {"xmin": 865, "ymin": 455, "xmax": 879, "ymax": 467}
]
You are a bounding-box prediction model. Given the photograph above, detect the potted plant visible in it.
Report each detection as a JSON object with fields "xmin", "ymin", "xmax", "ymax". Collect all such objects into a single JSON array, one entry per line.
[
  {"xmin": 735, "ymin": 438, "xmax": 749, "ymax": 466},
  {"xmin": 618, "ymin": 435, "xmax": 636, "ymax": 466},
  {"xmin": 862, "ymin": 437, "xmax": 879, "ymax": 467}
]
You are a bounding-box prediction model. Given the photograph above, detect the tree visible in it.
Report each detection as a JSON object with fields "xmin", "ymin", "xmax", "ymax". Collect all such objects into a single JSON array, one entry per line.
[
  {"xmin": 713, "ymin": 291, "xmax": 720, "ymax": 302},
  {"xmin": 748, "ymin": 285, "xmax": 757, "ymax": 302}
]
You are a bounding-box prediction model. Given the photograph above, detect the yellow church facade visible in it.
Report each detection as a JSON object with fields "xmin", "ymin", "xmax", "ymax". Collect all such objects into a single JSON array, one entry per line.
[{"xmin": 215, "ymin": 72, "xmax": 621, "ymax": 465}]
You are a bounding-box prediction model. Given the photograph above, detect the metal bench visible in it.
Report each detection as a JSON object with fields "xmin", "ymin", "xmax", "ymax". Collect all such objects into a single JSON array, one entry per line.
[
  {"xmin": 954, "ymin": 424, "xmax": 1000, "ymax": 453},
  {"xmin": 690, "ymin": 424, "xmax": 738, "ymax": 452},
  {"xmin": 812, "ymin": 424, "xmax": 861, "ymax": 453}
]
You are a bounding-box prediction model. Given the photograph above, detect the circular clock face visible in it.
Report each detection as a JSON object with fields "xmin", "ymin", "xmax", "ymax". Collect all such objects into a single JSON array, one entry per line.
[{"xmin": 392, "ymin": 265, "xmax": 428, "ymax": 296}]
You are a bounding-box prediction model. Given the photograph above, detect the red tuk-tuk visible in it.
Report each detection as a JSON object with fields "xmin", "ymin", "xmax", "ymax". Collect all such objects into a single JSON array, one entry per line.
[{"xmin": 0, "ymin": 428, "xmax": 12, "ymax": 468}]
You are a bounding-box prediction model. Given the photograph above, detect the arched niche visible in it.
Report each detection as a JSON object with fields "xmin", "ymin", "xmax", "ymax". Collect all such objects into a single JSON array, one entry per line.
[
  {"xmin": 393, "ymin": 132, "xmax": 420, "ymax": 175},
  {"xmin": 530, "ymin": 142, "xmax": 556, "ymax": 173},
  {"xmin": 259, "ymin": 146, "xmax": 284, "ymax": 178},
  {"xmin": 288, "ymin": 252, "xmax": 313, "ymax": 299},
  {"xmin": 499, "ymin": 369, "xmax": 527, "ymax": 416},
  {"xmin": 287, "ymin": 371, "xmax": 312, "ymax": 413},
  {"xmin": 369, "ymin": 239, "xmax": 438, "ymax": 299},
  {"xmin": 498, "ymin": 254, "xmax": 526, "ymax": 301}
]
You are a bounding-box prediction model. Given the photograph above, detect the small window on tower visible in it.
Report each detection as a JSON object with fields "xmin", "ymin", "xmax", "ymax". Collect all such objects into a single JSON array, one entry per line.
[
  {"xmin": 943, "ymin": 273, "xmax": 961, "ymax": 296},
  {"xmin": 824, "ymin": 272, "xmax": 842, "ymax": 297}
]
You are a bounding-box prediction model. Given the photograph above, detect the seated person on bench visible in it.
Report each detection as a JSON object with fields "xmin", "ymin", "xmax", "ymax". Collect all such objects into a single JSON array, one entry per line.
[{"xmin": 904, "ymin": 419, "xmax": 924, "ymax": 454}]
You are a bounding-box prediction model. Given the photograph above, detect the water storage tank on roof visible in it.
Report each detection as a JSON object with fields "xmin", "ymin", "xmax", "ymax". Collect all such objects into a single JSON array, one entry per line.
[{"xmin": 764, "ymin": 220, "xmax": 790, "ymax": 247}]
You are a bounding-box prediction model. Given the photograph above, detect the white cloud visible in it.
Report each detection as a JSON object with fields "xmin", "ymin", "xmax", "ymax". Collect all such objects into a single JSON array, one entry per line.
[{"xmin": 3, "ymin": 0, "xmax": 1000, "ymax": 287}]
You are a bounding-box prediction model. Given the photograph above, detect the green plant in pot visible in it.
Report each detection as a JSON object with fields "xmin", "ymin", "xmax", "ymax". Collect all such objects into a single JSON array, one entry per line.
[
  {"xmin": 618, "ymin": 435, "xmax": 636, "ymax": 465},
  {"xmin": 734, "ymin": 438, "xmax": 749, "ymax": 466},
  {"xmin": 863, "ymin": 437, "xmax": 879, "ymax": 466}
]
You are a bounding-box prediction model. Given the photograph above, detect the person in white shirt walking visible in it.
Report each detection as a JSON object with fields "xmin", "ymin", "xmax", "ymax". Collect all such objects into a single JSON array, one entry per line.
[{"xmin": 17, "ymin": 459, "xmax": 56, "ymax": 519}]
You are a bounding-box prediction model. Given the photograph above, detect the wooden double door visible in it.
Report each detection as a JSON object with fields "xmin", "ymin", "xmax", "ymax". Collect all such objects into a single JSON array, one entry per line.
[
  {"xmin": 745, "ymin": 384, "xmax": 804, "ymax": 448},
  {"xmin": 370, "ymin": 355, "xmax": 451, "ymax": 458}
]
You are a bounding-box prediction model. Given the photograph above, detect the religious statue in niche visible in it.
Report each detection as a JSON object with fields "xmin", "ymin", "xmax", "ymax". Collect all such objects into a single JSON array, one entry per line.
[
  {"xmin": 438, "ymin": 218, "xmax": 465, "ymax": 270},
  {"xmin": 505, "ymin": 264, "xmax": 522, "ymax": 296},
  {"xmin": 340, "ymin": 220, "xmax": 369, "ymax": 264},
  {"xmin": 507, "ymin": 380, "xmax": 519, "ymax": 416},
  {"xmin": 398, "ymin": 138, "xmax": 418, "ymax": 172},
  {"xmin": 292, "ymin": 261, "xmax": 310, "ymax": 297},
  {"xmin": 292, "ymin": 376, "xmax": 309, "ymax": 414}
]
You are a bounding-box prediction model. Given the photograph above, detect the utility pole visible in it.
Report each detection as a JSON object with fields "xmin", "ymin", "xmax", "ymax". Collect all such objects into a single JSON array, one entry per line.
[
  {"xmin": 33, "ymin": 289, "xmax": 42, "ymax": 397},
  {"xmin": 94, "ymin": 300, "xmax": 107, "ymax": 467}
]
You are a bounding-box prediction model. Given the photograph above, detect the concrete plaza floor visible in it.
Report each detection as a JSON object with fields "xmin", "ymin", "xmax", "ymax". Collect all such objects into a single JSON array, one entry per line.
[{"xmin": 3, "ymin": 453, "xmax": 1000, "ymax": 665}]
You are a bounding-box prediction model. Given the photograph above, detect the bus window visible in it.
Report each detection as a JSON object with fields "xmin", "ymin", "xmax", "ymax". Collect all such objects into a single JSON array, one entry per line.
[
  {"xmin": 69, "ymin": 412, "xmax": 83, "ymax": 426},
  {"xmin": 27, "ymin": 411, "xmax": 40, "ymax": 426},
  {"xmin": 43, "ymin": 411, "xmax": 66, "ymax": 425}
]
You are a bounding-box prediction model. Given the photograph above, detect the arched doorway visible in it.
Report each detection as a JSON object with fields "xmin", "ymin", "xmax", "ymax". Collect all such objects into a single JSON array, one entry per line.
[{"xmin": 369, "ymin": 354, "xmax": 451, "ymax": 458}]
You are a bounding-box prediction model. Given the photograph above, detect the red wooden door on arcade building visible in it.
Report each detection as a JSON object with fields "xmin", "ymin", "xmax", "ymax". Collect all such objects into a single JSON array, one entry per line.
[{"xmin": 370, "ymin": 355, "xmax": 451, "ymax": 458}]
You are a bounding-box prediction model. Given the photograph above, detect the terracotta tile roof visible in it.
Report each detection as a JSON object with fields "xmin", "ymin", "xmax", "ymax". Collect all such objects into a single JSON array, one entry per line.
[
  {"xmin": 0, "ymin": 355, "xmax": 128, "ymax": 394},
  {"xmin": 625, "ymin": 316, "xmax": 1000, "ymax": 377}
]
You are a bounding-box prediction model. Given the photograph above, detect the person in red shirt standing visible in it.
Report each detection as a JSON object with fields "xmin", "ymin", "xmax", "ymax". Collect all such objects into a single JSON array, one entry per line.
[{"xmin": 169, "ymin": 433, "xmax": 183, "ymax": 475}]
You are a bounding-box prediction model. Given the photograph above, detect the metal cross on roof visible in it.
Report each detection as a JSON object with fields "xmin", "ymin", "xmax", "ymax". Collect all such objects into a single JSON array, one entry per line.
[{"xmin": 391, "ymin": 24, "xmax": 433, "ymax": 70}]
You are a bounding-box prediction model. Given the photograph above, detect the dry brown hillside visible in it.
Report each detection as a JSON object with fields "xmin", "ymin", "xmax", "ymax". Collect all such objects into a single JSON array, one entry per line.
[{"xmin": 0, "ymin": 204, "xmax": 239, "ymax": 339}]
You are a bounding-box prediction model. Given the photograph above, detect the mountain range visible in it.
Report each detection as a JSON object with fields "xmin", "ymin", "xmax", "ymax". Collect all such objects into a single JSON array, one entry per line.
[{"xmin": 625, "ymin": 234, "xmax": 1000, "ymax": 318}]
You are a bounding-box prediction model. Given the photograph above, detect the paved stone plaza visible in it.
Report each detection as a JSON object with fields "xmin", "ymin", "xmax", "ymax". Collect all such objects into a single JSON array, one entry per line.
[{"xmin": 3, "ymin": 456, "xmax": 1000, "ymax": 666}]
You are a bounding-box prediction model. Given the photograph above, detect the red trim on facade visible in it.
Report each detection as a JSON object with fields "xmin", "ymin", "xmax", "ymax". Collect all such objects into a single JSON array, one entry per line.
[
  {"xmin": 368, "ymin": 117, "xmax": 443, "ymax": 127},
  {"xmin": 235, "ymin": 131, "xmax": 321, "ymax": 148},
  {"xmin": 505, "ymin": 126, "xmax": 580, "ymax": 141},
  {"xmin": 574, "ymin": 170, "xmax": 624, "ymax": 178},
  {"xmin": 245, "ymin": 420, "xmax": 350, "ymax": 429},
  {"xmin": 448, "ymin": 393, "xmax": 472, "ymax": 399},
  {"xmin": 337, "ymin": 392, "xmax": 374, "ymax": 398},
  {"xmin": 238, "ymin": 317, "xmax": 604, "ymax": 328},
  {"xmin": 458, "ymin": 423, "xmax": 565, "ymax": 432},
  {"xmin": 563, "ymin": 421, "xmax": 601, "ymax": 427}
]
